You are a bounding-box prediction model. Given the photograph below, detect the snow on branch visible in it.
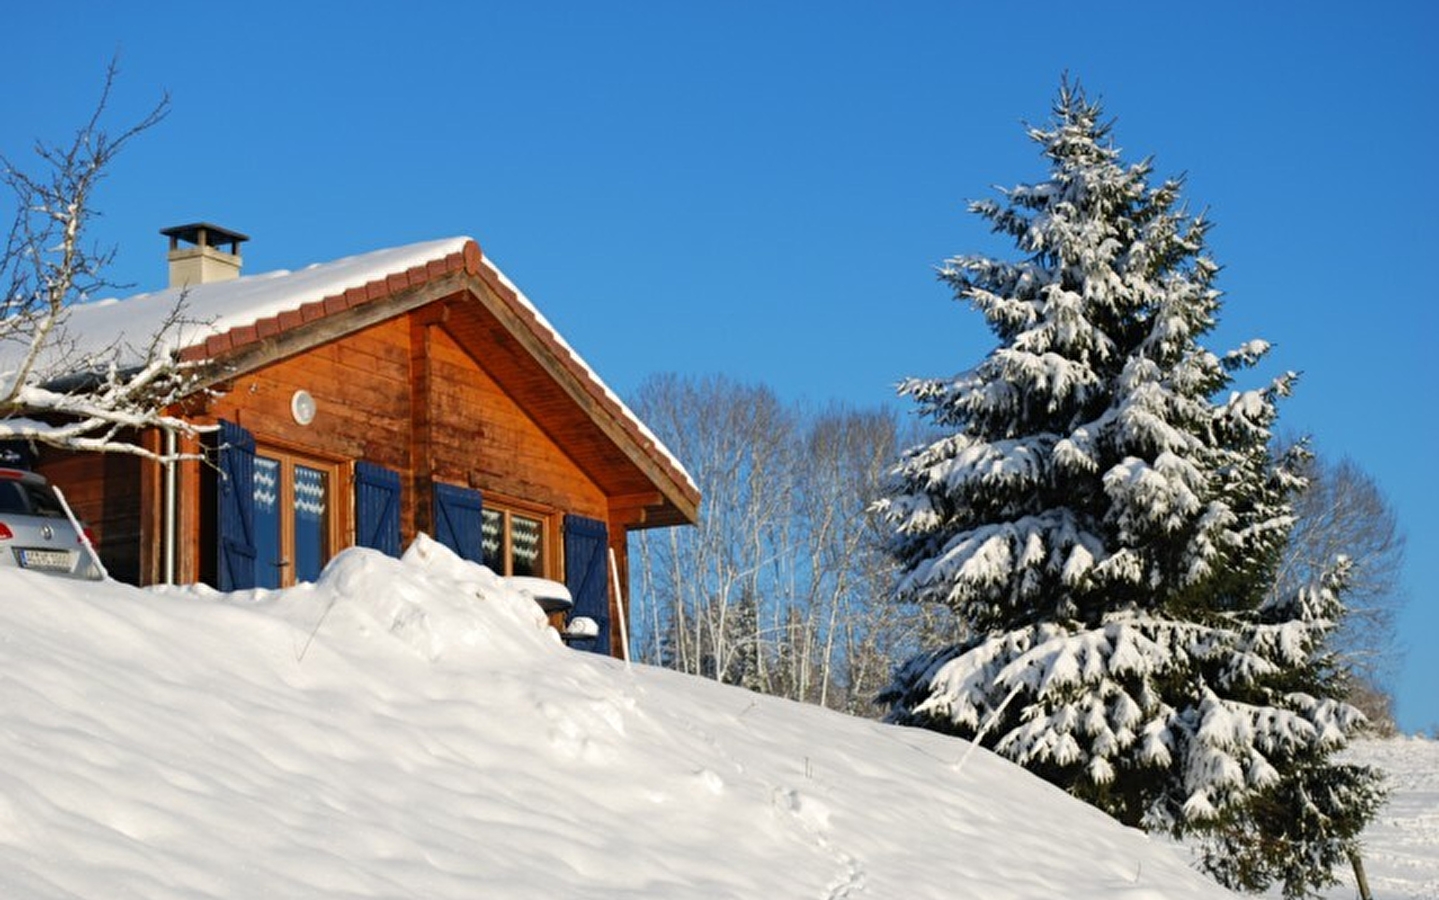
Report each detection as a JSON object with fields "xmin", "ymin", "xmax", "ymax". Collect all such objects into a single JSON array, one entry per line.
[{"xmin": 1, "ymin": 61, "xmax": 211, "ymax": 462}]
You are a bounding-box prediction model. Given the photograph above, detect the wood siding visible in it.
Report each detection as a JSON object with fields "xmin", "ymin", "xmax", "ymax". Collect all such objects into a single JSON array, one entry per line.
[
  {"xmin": 426, "ymin": 326, "xmax": 607, "ymax": 523},
  {"xmin": 205, "ymin": 314, "xmax": 414, "ymax": 468},
  {"xmin": 180, "ymin": 306, "xmax": 608, "ymax": 584}
]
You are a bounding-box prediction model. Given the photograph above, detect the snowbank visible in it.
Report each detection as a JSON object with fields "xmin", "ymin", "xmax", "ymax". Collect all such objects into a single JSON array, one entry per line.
[{"xmin": 0, "ymin": 540, "xmax": 1239, "ymax": 898}]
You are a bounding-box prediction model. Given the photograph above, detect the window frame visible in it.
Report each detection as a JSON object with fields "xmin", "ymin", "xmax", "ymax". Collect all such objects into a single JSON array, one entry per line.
[
  {"xmin": 251, "ymin": 443, "xmax": 346, "ymax": 588},
  {"xmin": 480, "ymin": 494, "xmax": 555, "ymax": 579}
]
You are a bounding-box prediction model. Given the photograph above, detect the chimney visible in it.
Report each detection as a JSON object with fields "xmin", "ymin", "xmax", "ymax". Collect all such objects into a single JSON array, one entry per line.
[{"xmin": 161, "ymin": 223, "xmax": 249, "ymax": 288}]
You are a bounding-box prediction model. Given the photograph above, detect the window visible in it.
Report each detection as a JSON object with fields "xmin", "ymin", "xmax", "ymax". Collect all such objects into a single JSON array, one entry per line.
[
  {"xmin": 252, "ymin": 449, "xmax": 339, "ymax": 588},
  {"xmin": 0, "ymin": 483, "xmax": 23, "ymax": 515},
  {"xmin": 0, "ymin": 480, "xmax": 63, "ymax": 517},
  {"xmin": 481, "ymin": 504, "xmax": 548, "ymax": 577}
]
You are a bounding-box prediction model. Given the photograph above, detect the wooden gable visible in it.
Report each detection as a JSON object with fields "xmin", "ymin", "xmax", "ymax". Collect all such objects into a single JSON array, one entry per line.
[{"xmin": 175, "ymin": 239, "xmax": 698, "ymax": 531}]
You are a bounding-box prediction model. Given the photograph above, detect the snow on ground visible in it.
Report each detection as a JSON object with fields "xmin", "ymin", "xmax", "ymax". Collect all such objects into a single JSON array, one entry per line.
[
  {"xmin": 4, "ymin": 539, "xmax": 1436, "ymax": 900},
  {"xmin": 0, "ymin": 537, "xmax": 1236, "ymax": 899},
  {"xmin": 5, "ymin": 540, "xmax": 1437, "ymax": 900},
  {"xmin": 1307, "ymin": 737, "xmax": 1439, "ymax": 900}
]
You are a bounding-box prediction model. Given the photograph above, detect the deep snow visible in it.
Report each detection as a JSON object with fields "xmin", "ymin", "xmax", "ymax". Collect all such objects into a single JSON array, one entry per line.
[{"xmin": 0, "ymin": 538, "xmax": 1424, "ymax": 898}]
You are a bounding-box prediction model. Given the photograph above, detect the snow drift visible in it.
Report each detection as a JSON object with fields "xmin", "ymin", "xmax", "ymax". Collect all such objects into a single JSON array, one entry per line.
[{"xmin": 0, "ymin": 538, "xmax": 1236, "ymax": 898}]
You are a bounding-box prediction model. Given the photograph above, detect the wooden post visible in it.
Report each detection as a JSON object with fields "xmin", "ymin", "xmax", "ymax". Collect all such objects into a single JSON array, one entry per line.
[
  {"xmin": 408, "ymin": 313, "xmax": 436, "ymax": 540},
  {"xmin": 608, "ymin": 547, "xmax": 630, "ymax": 666},
  {"xmin": 1347, "ymin": 848, "xmax": 1373, "ymax": 900}
]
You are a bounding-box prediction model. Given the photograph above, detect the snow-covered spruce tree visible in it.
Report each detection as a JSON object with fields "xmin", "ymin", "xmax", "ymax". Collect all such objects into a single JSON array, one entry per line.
[{"xmin": 875, "ymin": 83, "xmax": 1383, "ymax": 898}]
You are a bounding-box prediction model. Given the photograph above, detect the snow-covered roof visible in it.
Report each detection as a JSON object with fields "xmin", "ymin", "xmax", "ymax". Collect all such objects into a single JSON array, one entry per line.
[
  {"xmin": 26, "ymin": 236, "xmax": 696, "ymax": 500},
  {"xmin": 56, "ymin": 238, "xmax": 475, "ymax": 366}
]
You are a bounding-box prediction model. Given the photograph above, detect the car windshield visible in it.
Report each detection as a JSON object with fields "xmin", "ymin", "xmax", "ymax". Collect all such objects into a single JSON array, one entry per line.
[
  {"xmin": 0, "ymin": 480, "xmax": 64, "ymax": 518},
  {"xmin": 0, "ymin": 482, "xmax": 26, "ymax": 514},
  {"xmin": 24, "ymin": 483, "xmax": 64, "ymax": 517}
]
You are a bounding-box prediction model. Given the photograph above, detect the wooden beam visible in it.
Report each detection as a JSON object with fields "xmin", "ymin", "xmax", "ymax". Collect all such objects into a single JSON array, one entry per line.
[
  {"xmin": 192, "ymin": 273, "xmax": 471, "ymax": 391},
  {"xmin": 138, "ymin": 428, "xmax": 162, "ymax": 585},
  {"xmin": 409, "ymin": 312, "xmax": 436, "ymax": 540},
  {"xmin": 610, "ymin": 491, "xmax": 665, "ymax": 510},
  {"xmin": 177, "ymin": 430, "xmax": 204, "ymax": 585},
  {"xmin": 609, "ymin": 491, "xmax": 674, "ymax": 528},
  {"xmin": 412, "ymin": 301, "xmax": 450, "ymax": 327}
]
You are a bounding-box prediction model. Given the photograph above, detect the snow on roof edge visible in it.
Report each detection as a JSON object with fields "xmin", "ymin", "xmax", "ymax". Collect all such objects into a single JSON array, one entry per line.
[{"xmin": 1, "ymin": 237, "xmax": 474, "ymax": 376}]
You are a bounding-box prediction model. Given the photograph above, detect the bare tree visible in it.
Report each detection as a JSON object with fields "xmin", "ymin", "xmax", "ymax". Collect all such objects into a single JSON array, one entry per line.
[
  {"xmin": 1273, "ymin": 449, "xmax": 1407, "ymax": 731},
  {"xmin": 628, "ymin": 373, "xmax": 944, "ymax": 717},
  {"xmin": 629, "ymin": 374, "xmax": 794, "ymax": 683},
  {"xmin": 789, "ymin": 404, "xmax": 919, "ymax": 711},
  {"xmin": 1, "ymin": 62, "xmax": 203, "ymax": 460}
]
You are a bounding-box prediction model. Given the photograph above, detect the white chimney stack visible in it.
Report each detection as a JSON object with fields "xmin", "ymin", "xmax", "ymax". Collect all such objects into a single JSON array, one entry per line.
[{"xmin": 161, "ymin": 223, "xmax": 249, "ymax": 288}]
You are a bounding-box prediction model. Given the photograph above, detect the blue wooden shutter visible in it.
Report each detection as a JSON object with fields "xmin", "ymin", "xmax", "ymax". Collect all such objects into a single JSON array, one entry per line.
[
  {"xmin": 564, "ymin": 514, "xmax": 610, "ymax": 655},
  {"xmin": 432, "ymin": 482, "xmax": 484, "ymax": 563},
  {"xmin": 216, "ymin": 420, "xmax": 257, "ymax": 591},
  {"xmin": 355, "ymin": 461, "xmax": 402, "ymax": 557}
]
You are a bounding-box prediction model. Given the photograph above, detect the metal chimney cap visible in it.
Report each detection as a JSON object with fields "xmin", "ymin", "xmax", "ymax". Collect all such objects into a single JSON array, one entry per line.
[{"xmin": 160, "ymin": 223, "xmax": 249, "ymax": 252}]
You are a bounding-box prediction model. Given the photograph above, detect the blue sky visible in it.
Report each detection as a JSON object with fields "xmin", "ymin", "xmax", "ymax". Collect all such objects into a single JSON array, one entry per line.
[{"xmin": 3, "ymin": 2, "xmax": 1434, "ymax": 730}]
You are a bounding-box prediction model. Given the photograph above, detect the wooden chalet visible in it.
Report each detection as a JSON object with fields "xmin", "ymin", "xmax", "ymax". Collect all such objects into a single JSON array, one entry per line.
[{"xmin": 31, "ymin": 224, "xmax": 699, "ymax": 658}]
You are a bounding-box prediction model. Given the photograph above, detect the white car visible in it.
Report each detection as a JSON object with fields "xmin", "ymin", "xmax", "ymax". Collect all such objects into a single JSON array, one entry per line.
[{"xmin": 0, "ymin": 468, "xmax": 103, "ymax": 580}]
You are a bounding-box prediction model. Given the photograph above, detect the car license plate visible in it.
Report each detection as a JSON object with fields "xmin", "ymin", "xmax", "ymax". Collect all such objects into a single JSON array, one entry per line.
[{"xmin": 19, "ymin": 549, "xmax": 74, "ymax": 571}]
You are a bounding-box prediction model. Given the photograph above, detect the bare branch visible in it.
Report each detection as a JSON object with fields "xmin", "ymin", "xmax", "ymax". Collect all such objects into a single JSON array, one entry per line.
[
  {"xmin": 1271, "ymin": 448, "xmax": 1407, "ymax": 706},
  {"xmin": 0, "ymin": 60, "xmax": 204, "ymax": 460}
]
